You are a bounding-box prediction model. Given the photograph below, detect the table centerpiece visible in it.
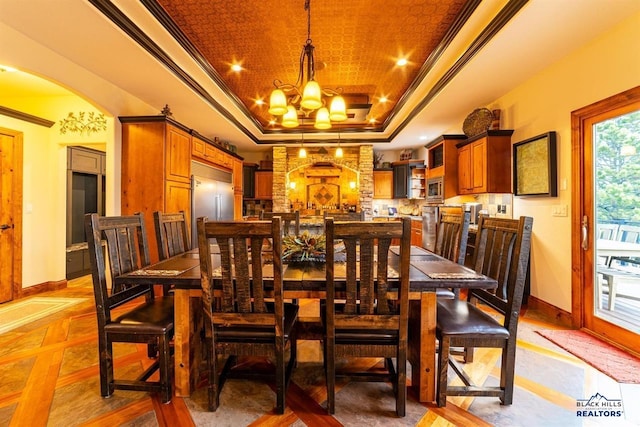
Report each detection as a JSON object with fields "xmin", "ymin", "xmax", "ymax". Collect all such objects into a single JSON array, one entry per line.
[{"xmin": 282, "ymin": 231, "xmax": 326, "ymax": 263}]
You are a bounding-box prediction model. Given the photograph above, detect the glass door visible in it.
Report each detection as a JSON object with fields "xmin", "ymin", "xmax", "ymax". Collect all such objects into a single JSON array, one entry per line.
[
  {"xmin": 592, "ymin": 109, "xmax": 640, "ymax": 333},
  {"xmin": 574, "ymin": 87, "xmax": 640, "ymax": 350}
]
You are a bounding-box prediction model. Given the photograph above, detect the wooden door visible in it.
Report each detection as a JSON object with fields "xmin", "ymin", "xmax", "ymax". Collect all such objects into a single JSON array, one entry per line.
[
  {"xmin": 572, "ymin": 86, "xmax": 640, "ymax": 352},
  {"xmin": 457, "ymin": 144, "xmax": 471, "ymax": 193},
  {"xmin": 373, "ymin": 170, "xmax": 393, "ymax": 199},
  {"xmin": 0, "ymin": 128, "xmax": 23, "ymax": 303},
  {"xmin": 254, "ymin": 171, "xmax": 273, "ymax": 199},
  {"xmin": 471, "ymin": 139, "xmax": 486, "ymax": 192},
  {"xmin": 165, "ymin": 124, "xmax": 191, "ymax": 183}
]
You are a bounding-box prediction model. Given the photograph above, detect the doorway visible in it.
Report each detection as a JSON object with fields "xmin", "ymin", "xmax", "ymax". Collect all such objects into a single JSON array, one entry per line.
[
  {"xmin": 572, "ymin": 86, "xmax": 640, "ymax": 351},
  {"xmin": 0, "ymin": 127, "xmax": 23, "ymax": 303}
]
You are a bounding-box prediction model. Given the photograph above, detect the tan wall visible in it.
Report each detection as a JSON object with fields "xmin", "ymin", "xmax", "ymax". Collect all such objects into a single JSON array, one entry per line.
[{"xmin": 491, "ymin": 12, "xmax": 640, "ymax": 311}]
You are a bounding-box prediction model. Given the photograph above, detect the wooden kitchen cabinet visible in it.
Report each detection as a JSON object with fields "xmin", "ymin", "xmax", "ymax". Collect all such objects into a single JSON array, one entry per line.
[
  {"xmin": 411, "ymin": 219, "xmax": 423, "ymax": 247},
  {"xmin": 120, "ymin": 116, "xmax": 193, "ymax": 262},
  {"xmin": 254, "ymin": 170, "xmax": 273, "ymax": 199},
  {"xmin": 243, "ymin": 163, "xmax": 258, "ymax": 198},
  {"xmin": 392, "ymin": 160, "xmax": 425, "ymax": 199},
  {"xmin": 232, "ymin": 158, "xmax": 243, "ymax": 194},
  {"xmin": 457, "ymin": 130, "xmax": 513, "ymax": 194},
  {"xmin": 373, "ymin": 170, "xmax": 393, "ymax": 199},
  {"xmin": 426, "ymin": 134, "xmax": 465, "ymax": 200},
  {"xmin": 192, "ymin": 133, "xmax": 235, "ymax": 170}
]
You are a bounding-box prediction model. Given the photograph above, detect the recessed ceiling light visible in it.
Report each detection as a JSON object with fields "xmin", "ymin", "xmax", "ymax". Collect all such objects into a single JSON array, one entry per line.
[
  {"xmin": 369, "ymin": 118, "xmax": 377, "ymax": 124},
  {"xmin": 396, "ymin": 58, "xmax": 408, "ymax": 67},
  {"xmin": 419, "ymin": 136, "xmax": 428, "ymax": 140},
  {"xmin": 379, "ymin": 96, "xmax": 388, "ymax": 103},
  {"xmin": 255, "ymin": 99, "xmax": 264, "ymax": 106},
  {"xmin": 231, "ymin": 63, "xmax": 243, "ymax": 72}
]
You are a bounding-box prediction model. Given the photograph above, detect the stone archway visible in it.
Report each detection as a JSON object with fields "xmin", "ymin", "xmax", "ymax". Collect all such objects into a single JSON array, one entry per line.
[{"xmin": 271, "ymin": 145, "xmax": 373, "ymax": 216}]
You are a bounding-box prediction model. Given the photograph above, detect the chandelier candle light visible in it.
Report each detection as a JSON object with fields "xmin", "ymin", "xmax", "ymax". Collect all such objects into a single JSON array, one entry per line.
[{"xmin": 268, "ymin": 0, "xmax": 347, "ymax": 130}]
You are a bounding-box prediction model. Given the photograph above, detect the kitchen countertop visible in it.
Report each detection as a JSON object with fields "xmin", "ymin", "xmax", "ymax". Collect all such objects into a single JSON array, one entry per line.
[{"xmin": 372, "ymin": 214, "xmax": 423, "ymax": 221}]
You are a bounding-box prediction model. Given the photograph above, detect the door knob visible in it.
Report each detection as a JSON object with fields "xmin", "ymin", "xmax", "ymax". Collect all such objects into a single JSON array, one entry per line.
[{"xmin": 0, "ymin": 224, "xmax": 12, "ymax": 230}]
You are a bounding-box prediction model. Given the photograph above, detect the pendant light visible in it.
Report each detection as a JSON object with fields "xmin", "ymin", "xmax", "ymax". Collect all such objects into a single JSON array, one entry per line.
[{"xmin": 268, "ymin": 0, "xmax": 347, "ymax": 129}]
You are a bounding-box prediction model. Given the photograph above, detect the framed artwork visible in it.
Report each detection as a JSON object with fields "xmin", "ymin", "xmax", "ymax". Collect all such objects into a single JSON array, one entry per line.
[{"xmin": 513, "ymin": 131, "xmax": 557, "ymax": 197}]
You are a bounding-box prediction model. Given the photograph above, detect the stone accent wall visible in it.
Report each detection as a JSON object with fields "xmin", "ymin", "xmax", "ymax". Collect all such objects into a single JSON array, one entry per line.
[
  {"xmin": 272, "ymin": 146, "xmax": 287, "ymax": 212},
  {"xmin": 358, "ymin": 145, "xmax": 374, "ymax": 217},
  {"xmin": 270, "ymin": 144, "xmax": 374, "ymax": 216}
]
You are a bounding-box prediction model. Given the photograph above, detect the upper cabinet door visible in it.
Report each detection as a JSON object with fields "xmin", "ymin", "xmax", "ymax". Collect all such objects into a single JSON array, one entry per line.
[
  {"xmin": 165, "ymin": 124, "xmax": 192, "ymax": 183},
  {"xmin": 393, "ymin": 164, "xmax": 409, "ymax": 198},
  {"xmin": 456, "ymin": 130, "xmax": 513, "ymax": 194}
]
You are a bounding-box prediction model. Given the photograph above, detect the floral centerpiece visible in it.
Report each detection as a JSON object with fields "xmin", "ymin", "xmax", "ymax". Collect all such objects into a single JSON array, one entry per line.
[{"xmin": 282, "ymin": 231, "xmax": 326, "ymax": 262}]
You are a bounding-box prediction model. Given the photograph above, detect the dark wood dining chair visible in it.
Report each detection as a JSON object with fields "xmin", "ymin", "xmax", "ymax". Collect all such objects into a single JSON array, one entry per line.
[
  {"xmin": 435, "ymin": 211, "xmax": 471, "ymax": 298},
  {"xmin": 84, "ymin": 212, "xmax": 174, "ymax": 403},
  {"xmin": 197, "ymin": 216, "xmax": 298, "ymax": 414},
  {"xmin": 154, "ymin": 210, "xmax": 191, "ymax": 295},
  {"xmin": 435, "ymin": 215, "xmax": 533, "ymax": 407},
  {"xmin": 154, "ymin": 210, "xmax": 191, "ymax": 259},
  {"xmin": 324, "ymin": 217, "xmax": 412, "ymax": 416},
  {"xmin": 260, "ymin": 211, "xmax": 300, "ymax": 236}
]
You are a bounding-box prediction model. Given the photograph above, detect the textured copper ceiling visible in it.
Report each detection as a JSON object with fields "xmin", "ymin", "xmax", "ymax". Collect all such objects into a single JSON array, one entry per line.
[{"xmin": 154, "ymin": 0, "xmax": 468, "ymax": 133}]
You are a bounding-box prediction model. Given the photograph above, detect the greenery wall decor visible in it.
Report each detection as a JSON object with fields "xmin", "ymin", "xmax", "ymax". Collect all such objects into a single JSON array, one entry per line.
[{"xmin": 59, "ymin": 112, "xmax": 107, "ymax": 135}]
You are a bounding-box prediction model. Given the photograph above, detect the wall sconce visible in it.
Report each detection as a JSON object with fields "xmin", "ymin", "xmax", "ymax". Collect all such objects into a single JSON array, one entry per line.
[
  {"xmin": 349, "ymin": 181, "xmax": 357, "ymax": 190},
  {"xmin": 289, "ymin": 181, "xmax": 296, "ymax": 189}
]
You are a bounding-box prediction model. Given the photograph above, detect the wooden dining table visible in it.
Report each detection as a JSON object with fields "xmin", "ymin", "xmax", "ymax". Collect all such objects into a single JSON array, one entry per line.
[{"xmin": 115, "ymin": 246, "xmax": 497, "ymax": 402}]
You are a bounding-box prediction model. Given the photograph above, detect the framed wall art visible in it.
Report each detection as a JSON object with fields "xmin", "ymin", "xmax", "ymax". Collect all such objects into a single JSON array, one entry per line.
[{"xmin": 513, "ymin": 131, "xmax": 557, "ymax": 197}]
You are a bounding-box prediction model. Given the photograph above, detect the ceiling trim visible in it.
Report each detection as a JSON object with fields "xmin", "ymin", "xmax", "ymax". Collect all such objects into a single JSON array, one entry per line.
[
  {"xmin": 386, "ymin": 0, "xmax": 529, "ymax": 141},
  {"xmin": 88, "ymin": 0, "xmax": 527, "ymax": 146},
  {"xmin": 0, "ymin": 105, "xmax": 55, "ymax": 128},
  {"xmin": 383, "ymin": 0, "xmax": 482, "ymax": 129},
  {"xmin": 140, "ymin": 0, "xmax": 264, "ymax": 132},
  {"xmin": 87, "ymin": 0, "xmax": 261, "ymax": 144}
]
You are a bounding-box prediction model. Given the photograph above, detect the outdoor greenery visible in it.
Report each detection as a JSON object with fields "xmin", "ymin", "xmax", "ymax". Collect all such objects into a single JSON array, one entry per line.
[{"xmin": 595, "ymin": 110, "xmax": 640, "ymax": 223}]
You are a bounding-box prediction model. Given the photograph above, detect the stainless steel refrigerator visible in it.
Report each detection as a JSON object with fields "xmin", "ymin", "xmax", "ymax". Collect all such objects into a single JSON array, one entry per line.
[{"xmin": 191, "ymin": 161, "xmax": 234, "ymax": 246}]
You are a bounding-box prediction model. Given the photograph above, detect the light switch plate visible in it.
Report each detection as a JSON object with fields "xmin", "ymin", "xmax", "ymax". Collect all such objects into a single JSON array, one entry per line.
[{"xmin": 551, "ymin": 204, "xmax": 568, "ymax": 217}]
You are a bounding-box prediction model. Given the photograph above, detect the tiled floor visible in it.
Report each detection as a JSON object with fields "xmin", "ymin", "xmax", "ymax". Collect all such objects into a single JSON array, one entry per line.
[{"xmin": 1, "ymin": 277, "xmax": 639, "ymax": 426}]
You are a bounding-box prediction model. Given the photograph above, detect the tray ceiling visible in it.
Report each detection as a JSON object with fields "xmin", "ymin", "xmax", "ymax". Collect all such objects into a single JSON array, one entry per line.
[{"xmin": 150, "ymin": 0, "xmax": 470, "ymax": 134}]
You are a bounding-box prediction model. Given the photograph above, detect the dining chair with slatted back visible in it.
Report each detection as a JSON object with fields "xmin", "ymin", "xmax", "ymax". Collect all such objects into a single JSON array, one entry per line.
[
  {"xmin": 197, "ymin": 216, "xmax": 298, "ymax": 414},
  {"xmin": 260, "ymin": 211, "xmax": 300, "ymax": 236},
  {"xmin": 435, "ymin": 215, "xmax": 533, "ymax": 407},
  {"xmin": 324, "ymin": 216, "xmax": 412, "ymax": 416},
  {"xmin": 154, "ymin": 210, "xmax": 191, "ymax": 295},
  {"xmin": 154, "ymin": 210, "xmax": 191, "ymax": 259},
  {"xmin": 84, "ymin": 213, "xmax": 174, "ymax": 403},
  {"xmin": 434, "ymin": 211, "xmax": 471, "ymax": 298}
]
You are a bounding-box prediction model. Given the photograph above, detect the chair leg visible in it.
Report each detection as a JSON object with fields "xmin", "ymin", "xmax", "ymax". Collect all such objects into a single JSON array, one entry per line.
[
  {"xmin": 436, "ymin": 336, "xmax": 450, "ymax": 407},
  {"xmin": 99, "ymin": 337, "xmax": 114, "ymax": 398},
  {"xmin": 325, "ymin": 338, "xmax": 335, "ymax": 414},
  {"xmin": 463, "ymin": 346, "xmax": 474, "ymax": 363},
  {"xmin": 159, "ymin": 334, "xmax": 172, "ymax": 403},
  {"xmin": 500, "ymin": 340, "xmax": 517, "ymax": 405},
  {"xmin": 206, "ymin": 324, "xmax": 220, "ymax": 411},
  {"xmin": 396, "ymin": 352, "xmax": 407, "ymax": 417},
  {"xmin": 275, "ymin": 342, "xmax": 286, "ymax": 415}
]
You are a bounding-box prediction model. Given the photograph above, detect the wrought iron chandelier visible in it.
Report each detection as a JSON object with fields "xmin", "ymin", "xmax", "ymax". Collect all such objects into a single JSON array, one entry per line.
[{"xmin": 268, "ymin": 0, "xmax": 347, "ymax": 130}]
